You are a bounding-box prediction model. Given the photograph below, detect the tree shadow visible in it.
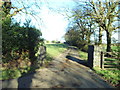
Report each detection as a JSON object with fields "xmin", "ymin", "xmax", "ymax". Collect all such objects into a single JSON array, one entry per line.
[
  {"xmin": 17, "ymin": 70, "xmax": 36, "ymax": 88},
  {"xmin": 66, "ymin": 55, "xmax": 89, "ymax": 67},
  {"xmin": 18, "ymin": 47, "xmax": 46, "ymax": 88}
]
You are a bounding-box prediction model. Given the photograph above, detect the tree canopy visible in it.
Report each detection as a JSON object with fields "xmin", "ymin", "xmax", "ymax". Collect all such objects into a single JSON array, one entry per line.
[{"xmin": 64, "ymin": 0, "xmax": 119, "ymax": 52}]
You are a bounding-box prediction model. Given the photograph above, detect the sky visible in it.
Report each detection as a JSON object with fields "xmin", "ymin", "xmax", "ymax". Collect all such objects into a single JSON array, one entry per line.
[
  {"xmin": 39, "ymin": 7, "xmax": 68, "ymax": 41},
  {"xmin": 11, "ymin": 0, "xmax": 119, "ymax": 43},
  {"xmin": 12, "ymin": 0, "xmax": 76, "ymax": 42},
  {"xmin": 38, "ymin": 0, "xmax": 76, "ymax": 42}
]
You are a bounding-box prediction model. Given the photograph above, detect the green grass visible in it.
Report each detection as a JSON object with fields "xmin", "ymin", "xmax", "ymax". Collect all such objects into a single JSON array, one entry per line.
[
  {"xmin": 94, "ymin": 68, "xmax": 120, "ymax": 87},
  {"xmin": 45, "ymin": 43, "xmax": 68, "ymax": 58},
  {"xmin": 105, "ymin": 58, "xmax": 118, "ymax": 61},
  {"xmin": 102, "ymin": 44, "xmax": 119, "ymax": 52},
  {"xmin": 79, "ymin": 51, "xmax": 88, "ymax": 60},
  {"xmin": 111, "ymin": 45, "xmax": 119, "ymax": 52}
]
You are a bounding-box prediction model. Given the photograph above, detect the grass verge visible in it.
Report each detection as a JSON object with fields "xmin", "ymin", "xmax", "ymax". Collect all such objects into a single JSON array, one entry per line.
[
  {"xmin": 79, "ymin": 50, "xmax": 88, "ymax": 60},
  {"xmin": 94, "ymin": 67, "xmax": 120, "ymax": 87}
]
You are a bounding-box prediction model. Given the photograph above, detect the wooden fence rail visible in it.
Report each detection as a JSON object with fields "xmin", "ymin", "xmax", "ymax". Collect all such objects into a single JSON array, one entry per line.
[
  {"xmin": 88, "ymin": 45, "xmax": 119, "ymax": 69},
  {"xmin": 101, "ymin": 52, "xmax": 119, "ymax": 69}
]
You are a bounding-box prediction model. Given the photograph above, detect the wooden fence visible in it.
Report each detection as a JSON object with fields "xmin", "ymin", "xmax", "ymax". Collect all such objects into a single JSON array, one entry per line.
[
  {"xmin": 88, "ymin": 45, "xmax": 119, "ymax": 69},
  {"xmin": 101, "ymin": 52, "xmax": 119, "ymax": 69}
]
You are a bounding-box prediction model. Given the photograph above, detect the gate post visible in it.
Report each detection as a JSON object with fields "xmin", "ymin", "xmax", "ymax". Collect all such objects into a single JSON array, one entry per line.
[
  {"xmin": 88, "ymin": 45, "xmax": 94, "ymax": 68},
  {"xmin": 100, "ymin": 51, "xmax": 104, "ymax": 69},
  {"xmin": 88, "ymin": 45, "xmax": 102, "ymax": 68}
]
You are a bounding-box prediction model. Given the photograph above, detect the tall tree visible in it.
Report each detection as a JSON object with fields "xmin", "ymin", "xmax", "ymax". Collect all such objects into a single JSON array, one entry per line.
[
  {"xmin": 85, "ymin": 0, "xmax": 120, "ymax": 52},
  {"xmin": 66, "ymin": 7, "xmax": 95, "ymax": 44}
]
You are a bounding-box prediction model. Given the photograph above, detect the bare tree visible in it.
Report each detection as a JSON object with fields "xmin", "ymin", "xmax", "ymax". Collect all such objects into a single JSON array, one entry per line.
[{"xmin": 85, "ymin": 0, "xmax": 120, "ymax": 52}]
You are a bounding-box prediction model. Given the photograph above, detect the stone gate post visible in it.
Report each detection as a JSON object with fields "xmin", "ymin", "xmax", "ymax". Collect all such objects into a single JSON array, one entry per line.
[{"xmin": 88, "ymin": 45, "xmax": 102, "ymax": 68}]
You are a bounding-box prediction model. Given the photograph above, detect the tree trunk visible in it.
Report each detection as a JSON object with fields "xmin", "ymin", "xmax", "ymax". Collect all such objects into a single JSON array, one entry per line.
[
  {"xmin": 106, "ymin": 31, "xmax": 112, "ymax": 52},
  {"xmin": 99, "ymin": 27, "xmax": 102, "ymax": 45},
  {"xmin": 87, "ymin": 34, "xmax": 91, "ymax": 44}
]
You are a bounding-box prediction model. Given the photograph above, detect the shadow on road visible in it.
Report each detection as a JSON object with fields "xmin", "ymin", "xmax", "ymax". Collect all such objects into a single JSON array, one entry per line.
[
  {"xmin": 18, "ymin": 72, "xmax": 34, "ymax": 88},
  {"xmin": 66, "ymin": 55, "xmax": 89, "ymax": 67}
]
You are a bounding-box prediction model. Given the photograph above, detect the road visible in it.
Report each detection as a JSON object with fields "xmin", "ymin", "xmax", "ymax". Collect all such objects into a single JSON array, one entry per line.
[{"xmin": 2, "ymin": 48, "xmax": 114, "ymax": 88}]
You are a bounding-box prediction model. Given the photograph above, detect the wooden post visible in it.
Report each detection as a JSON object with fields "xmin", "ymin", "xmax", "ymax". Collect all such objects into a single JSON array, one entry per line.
[{"xmin": 100, "ymin": 52, "xmax": 104, "ymax": 69}]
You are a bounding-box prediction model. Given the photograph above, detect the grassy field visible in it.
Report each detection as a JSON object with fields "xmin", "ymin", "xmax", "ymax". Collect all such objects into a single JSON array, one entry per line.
[
  {"xmin": 102, "ymin": 44, "xmax": 119, "ymax": 52},
  {"xmin": 79, "ymin": 51, "xmax": 88, "ymax": 60},
  {"xmin": 45, "ymin": 43, "xmax": 68, "ymax": 58}
]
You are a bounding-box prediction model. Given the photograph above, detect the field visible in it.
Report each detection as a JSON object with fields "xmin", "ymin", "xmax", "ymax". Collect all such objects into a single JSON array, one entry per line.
[
  {"xmin": 79, "ymin": 50, "xmax": 88, "ymax": 60},
  {"xmin": 45, "ymin": 43, "xmax": 68, "ymax": 58}
]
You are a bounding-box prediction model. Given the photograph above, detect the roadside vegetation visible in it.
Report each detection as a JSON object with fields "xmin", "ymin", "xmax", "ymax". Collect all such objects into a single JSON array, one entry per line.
[
  {"xmin": 1, "ymin": 0, "xmax": 119, "ymax": 88},
  {"xmin": 79, "ymin": 51, "xmax": 88, "ymax": 61},
  {"xmin": 1, "ymin": 1, "xmax": 44, "ymax": 80},
  {"xmin": 77, "ymin": 45, "xmax": 120, "ymax": 88},
  {"xmin": 94, "ymin": 45, "xmax": 119, "ymax": 88},
  {"xmin": 1, "ymin": 43, "xmax": 68, "ymax": 80},
  {"xmin": 41, "ymin": 43, "xmax": 68, "ymax": 67},
  {"xmin": 94, "ymin": 68, "xmax": 120, "ymax": 87}
]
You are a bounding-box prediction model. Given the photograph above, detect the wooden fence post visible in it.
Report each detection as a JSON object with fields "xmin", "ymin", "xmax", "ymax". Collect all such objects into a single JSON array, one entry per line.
[{"xmin": 100, "ymin": 52, "xmax": 104, "ymax": 69}]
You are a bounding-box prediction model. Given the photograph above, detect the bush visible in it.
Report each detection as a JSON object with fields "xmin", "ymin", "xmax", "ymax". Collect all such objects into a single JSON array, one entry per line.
[
  {"xmin": 51, "ymin": 40, "xmax": 56, "ymax": 43},
  {"xmin": 2, "ymin": 19, "xmax": 43, "ymax": 64},
  {"xmin": 1, "ymin": 69, "xmax": 21, "ymax": 80}
]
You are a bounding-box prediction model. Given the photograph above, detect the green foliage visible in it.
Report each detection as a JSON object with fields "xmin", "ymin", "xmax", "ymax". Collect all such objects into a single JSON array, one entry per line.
[
  {"xmin": 64, "ymin": 6, "xmax": 95, "ymax": 49},
  {"xmin": 46, "ymin": 40, "xmax": 50, "ymax": 43},
  {"xmin": 85, "ymin": 0, "xmax": 119, "ymax": 52},
  {"xmin": 1, "ymin": 0, "xmax": 44, "ymax": 80},
  {"xmin": 81, "ymin": 45, "xmax": 88, "ymax": 52},
  {"xmin": 65, "ymin": 29, "xmax": 88, "ymax": 50},
  {"xmin": 1, "ymin": 69, "xmax": 21, "ymax": 80},
  {"xmin": 2, "ymin": 19, "xmax": 43, "ymax": 63},
  {"xmin": 51, "ymin": 40, "xmax": 56, "ymax": 43},
  {"xmin": 0, "ymin": 66, "xmax": 35, "ymax": 80}
]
